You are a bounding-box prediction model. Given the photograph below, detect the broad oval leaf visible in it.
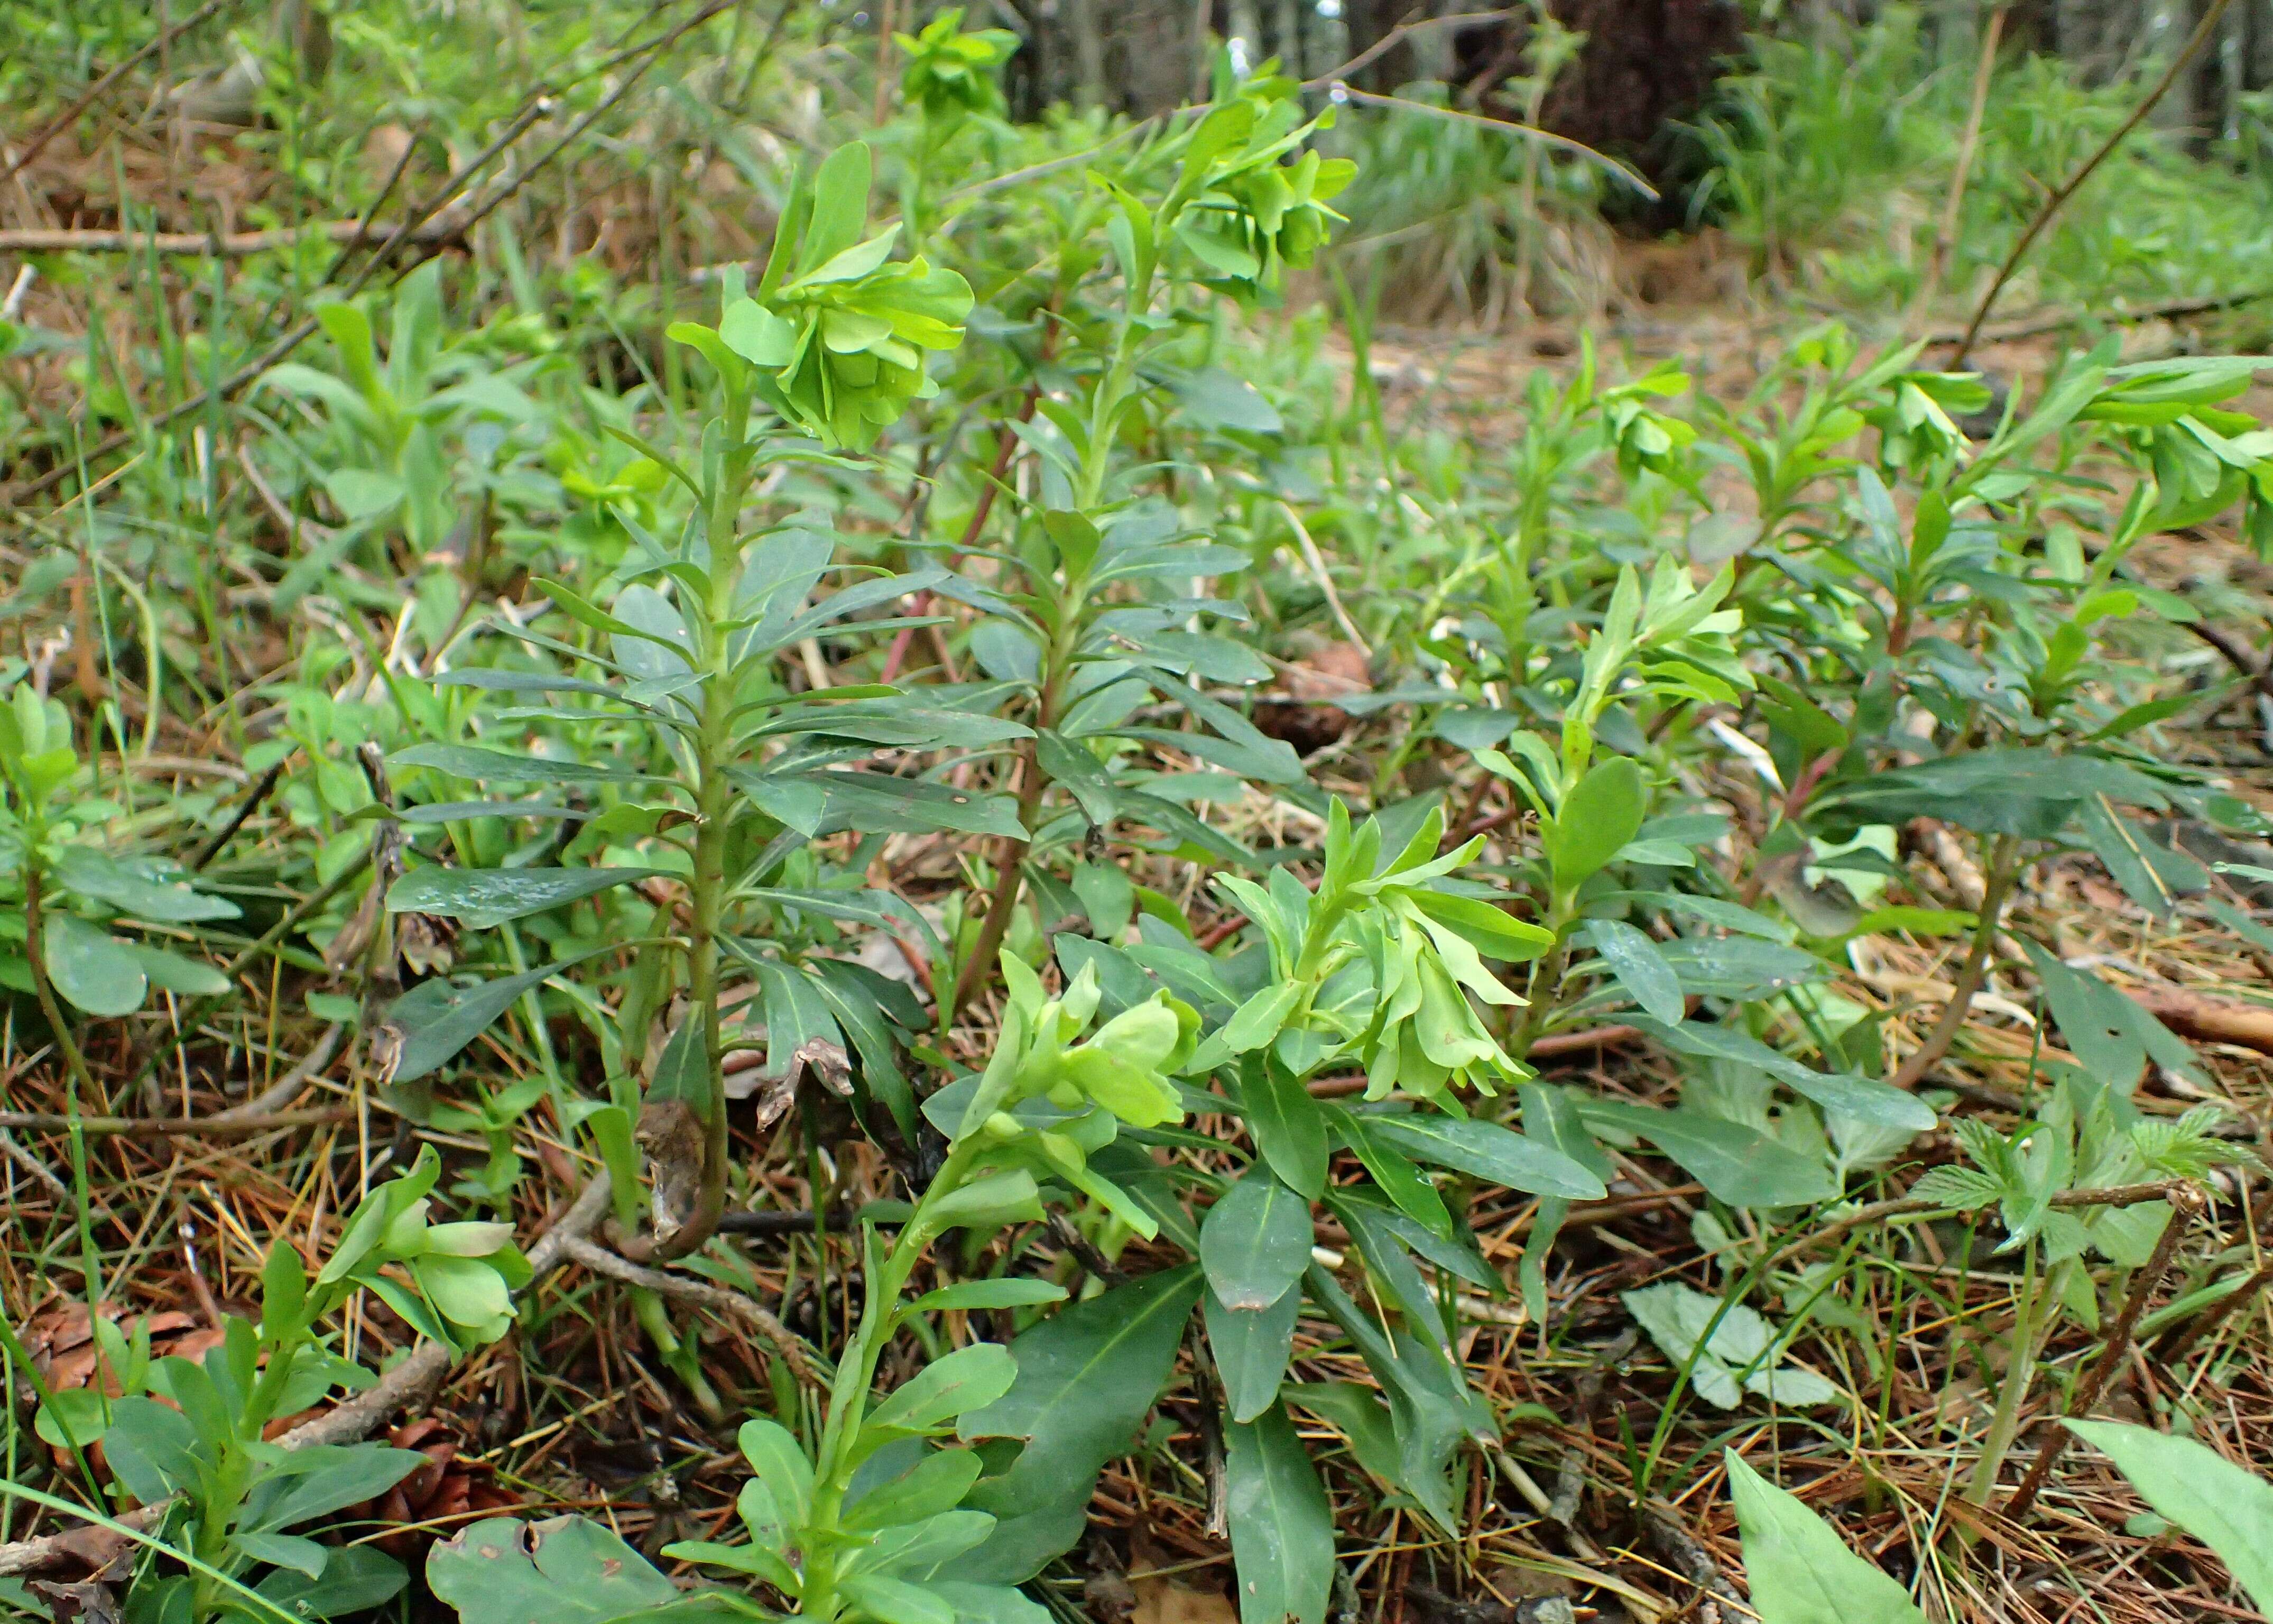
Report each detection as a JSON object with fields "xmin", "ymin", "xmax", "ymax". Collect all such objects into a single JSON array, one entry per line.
[
  {"xmin": 426, "ymin": 1515, "xmax": 685, "ymax": 1623},
  {"xmin": 45, "ymin": 913, "xmax": 147, "ymax": 1016},
  {"xmin": 1548, "ymin": 756, "xmax": 1647, "ymax": 890}
]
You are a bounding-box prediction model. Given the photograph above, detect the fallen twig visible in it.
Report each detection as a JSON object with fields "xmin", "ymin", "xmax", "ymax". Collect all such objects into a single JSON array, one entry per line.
[
  {"xmin": 2127, "ymin": 984, "xmax": 2273, "ymax": 1057},
  {"xmin": 0, "ymin": 0, "xmax": 230, "ymax": 190},
  {"xmin": 0, "ymin": 1104, "xmax": 354, "ymax": 1138},
  {"xmin": 0, "ymin": 220, "xmax": 463, "ymax": 256},
  {"xmin": 556, "ymin": 1232, "xmax": 823, "ymax": 1388},
  {"xmin": 1947, "ymin": 0, "xmax": 2234, "ymax": 365},
  {"xmin": 2004, "ymin": 1183, "xmax": 2206, "ymax": 1519},
  {"xmin": 2186, "ymin": 620, "xmax": 2273, "ymax": 704},
  {"xmin": 1925, "ymin": 288, "xmax": 2273, "ymax": 348},
  {"xmin": 1761, "ymin": 1179, "xmax": 2189, "ymax": 1273}
]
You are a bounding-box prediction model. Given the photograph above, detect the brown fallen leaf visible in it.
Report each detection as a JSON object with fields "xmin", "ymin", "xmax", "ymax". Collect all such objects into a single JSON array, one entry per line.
[
  {"xmin": 25, "ymin": 1302, "xmax": 224, "ymax": 1398},
  {"xmin": 29, "ymin": 1576, "xmax": 121, "ymax": 1623},
  {"xmin": 1254, "ymin": 638, "xmax": 1371, "ymax": 757},
  {"xmin": 352, "ymin": 1417, "xmax": 518, "ymax": 1560},
  {"xmin": 1129, "ymin": 1576, "xmax": 1238, "ymax": 1624},
  {"xmin": 635, "ymin": 1098, "xmax": 709, "ymax": 1248}
]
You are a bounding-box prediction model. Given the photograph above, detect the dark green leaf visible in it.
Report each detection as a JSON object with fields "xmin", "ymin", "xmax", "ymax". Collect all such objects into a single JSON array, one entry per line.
[
  {"xmin": 1200, "ymin": 1169, "xmax": 1315, "ymax": 1311},
  {"xmin": 1360, "ymin": 1114, "xmax": 1607, "ymax": 1200},
  {"xmin": 1325, "ymin": 1105, "xmax": 1452, "ymax": 1235},
  {"xmin": 385, "ymin": 949, "xmax": 606, "ymax": 1081},
  {"xmin": 755, "ymin": 771, "xmax": 1028, "ymax": 840},
  {"xmin": 259, "ymin": 1545, "xmax": 409, "ymax": 1619},
  {"xmin": 1810, "ymin": 749, "xmax": 2165, "ymax": 839},
  {"xmin": 1627, "ymin": 1017, "xmax": 1934, "ymax": 1132},
  {"xmin": 2025, "ymin": 942, "xmax": 2204, "ymax": 1087},
  {"xmin": 393, "ymin": 743, "xmax": 661, "ymax": 786},
  {"xmin": 387, "ymin": 867, "xmax": 658, "ymax": 930},
  {"xmin": 243, "ymin": 1445, "xmax": 429, "ymax": 1534},
  {"xmin": 1206, "ymin": 1286, "xmax": 1300, "ymax": 1424},
  {"xmin": 957, "ymin": 1267, "xmax": 1203, "ymax": 1583},
  {"xmin": 1224, "ymin": 1405, "xmax": 1334, "ymax": 1624}
]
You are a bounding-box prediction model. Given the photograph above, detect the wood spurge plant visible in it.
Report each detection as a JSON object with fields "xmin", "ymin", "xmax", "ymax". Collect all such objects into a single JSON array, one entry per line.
[{"xmin": 17, "ymin": 7, "xmax": 2273, "ymax": 1624}]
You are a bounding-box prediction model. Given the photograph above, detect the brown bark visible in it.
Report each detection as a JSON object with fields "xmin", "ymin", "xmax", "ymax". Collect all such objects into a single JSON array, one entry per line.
[
  {"xmin": 1453, "ymin": 0, "xmax": 1748, "ymax": 217},
  {"xmin": 1005, "ymin": 0, "xmax": 1211, "ymax": 118}
]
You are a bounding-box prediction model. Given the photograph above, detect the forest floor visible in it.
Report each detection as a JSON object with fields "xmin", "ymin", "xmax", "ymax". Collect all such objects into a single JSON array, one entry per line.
[{"xmin": 10, "ymin": 81, "xmax": 2273, "ymax": 1624}]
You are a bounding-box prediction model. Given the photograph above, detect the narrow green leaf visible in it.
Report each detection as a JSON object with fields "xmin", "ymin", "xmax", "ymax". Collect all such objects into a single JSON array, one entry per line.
[
  {"xmin": 385, "ymin": 949, "xmax": 607, "ymax": 1081},
  {"xmin": 392, "ymin": 742, "xmax": 661, "ymax": 785},
  {"xmin": 1585, "ymin": 919, "xmax": 1685, "ymax": 1023},
  {"xmin": 1225, "ymin": 1405, "xmax": 1334, "ymax": 1624},
  {"xmin": 1361, "ymin": 1114, "xmax": 1607, "ymax": 1201},
  {"xmin": 1235, "ymin": 1061, "xmax": 1330, "ymax": 1199},
  {"xmin": 387, "ymin": 867, "xmax": 659, "ymax": 930}
]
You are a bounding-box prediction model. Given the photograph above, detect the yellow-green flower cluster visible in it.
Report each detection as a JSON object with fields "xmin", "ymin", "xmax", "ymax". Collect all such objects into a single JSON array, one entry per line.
[
  {"xmin": 1174, "ymin": 75, "xmax": 1356, "ymax": 296},
  {"xmin": 898, "ymin": 7, "xmax": 1018, "ymax": 130},
  {"xmin": 928, "ymin": 955, "xmax": 1197, "ymax": 1241},
  {"xmin": 317, "ymin": 1147, "xmax": 531, "ymax": 1351},
  {"xmin": 718, "ymin": 143, "xmax": 973, "ymax": 450}
]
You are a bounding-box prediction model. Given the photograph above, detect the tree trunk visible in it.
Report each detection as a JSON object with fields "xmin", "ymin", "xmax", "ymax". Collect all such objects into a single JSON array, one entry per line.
[
  {"xmin": 1453, "ymin": 0, "xmax": 1748, "ymax": 220},
  {"xmin": 2052, "ymin": 0, "xmax": 2157, "ymax": 81},
  {"xmin": 2247, "ymin": 0, "xmax": 2273, "ymax": 88},
  {"xmin": 1006, "ymin": 0, "xmax": 1208, "ymax": 117}
]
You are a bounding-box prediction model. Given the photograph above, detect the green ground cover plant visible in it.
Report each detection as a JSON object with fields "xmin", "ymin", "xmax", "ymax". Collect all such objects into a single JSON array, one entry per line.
[{"xmin": 7, "ymin": 5, "xmax": 2273, "ymax": 1622}]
